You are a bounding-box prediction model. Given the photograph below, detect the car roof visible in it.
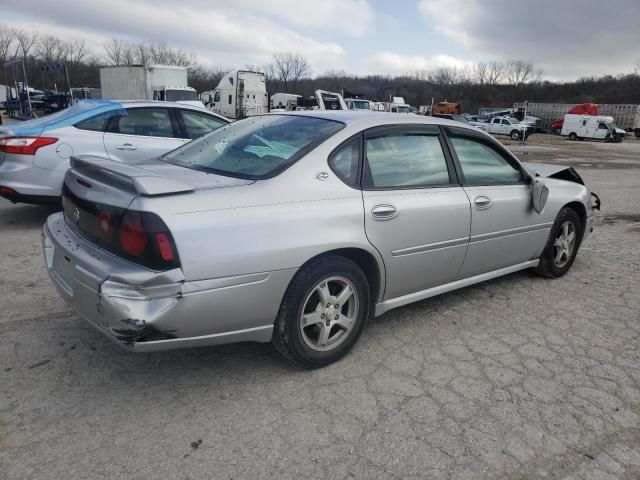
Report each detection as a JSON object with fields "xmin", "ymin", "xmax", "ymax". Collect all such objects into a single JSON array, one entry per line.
[{"xmin": 276, "ymin": 110, "xmax": 478, "ymax": 132}]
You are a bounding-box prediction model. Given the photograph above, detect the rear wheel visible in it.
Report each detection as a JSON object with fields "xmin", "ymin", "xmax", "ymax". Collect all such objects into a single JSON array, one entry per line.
[
  {"xmin": 568, "ymin": 132, "xmax": 577, "ymax": 141},
  {"xmin": 534, "ymin": 207, "xmax": 582, "ymax": 278},
  {"xmin": 272, "ymin": 256, "xmax": 370, "ymax": 368}
]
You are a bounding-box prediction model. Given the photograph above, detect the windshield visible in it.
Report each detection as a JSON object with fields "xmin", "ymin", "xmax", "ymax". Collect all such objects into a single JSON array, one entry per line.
[
  {"xmin": 162, "ymin": 115, "xmax": 344, "ymax": 179},
  {"xmin": 396, "ymin": 105, "xmax": 411, "ymax": 113},
  {"xmin": 606, "ymin": 122, "xmax": 616, "ymax": 130},
  {"xmin": 452, "ymin": 115, "xmax": 469, "ymax": 123},
  {"xmin": 165, "ymin": 89, "xmax": 199, "ymax": 102},
  {"xmin": 352, "ymin": 100, "xmax": 370, "ymax": 110}
]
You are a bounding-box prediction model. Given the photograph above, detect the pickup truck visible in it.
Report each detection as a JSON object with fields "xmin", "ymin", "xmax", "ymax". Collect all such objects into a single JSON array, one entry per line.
[{"xmin": 471, "ymin": 116, "xmax": 530, "ymax": 140}]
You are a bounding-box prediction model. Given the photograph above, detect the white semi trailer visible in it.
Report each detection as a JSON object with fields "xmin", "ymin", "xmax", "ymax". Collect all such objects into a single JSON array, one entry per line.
[
  {"xmin": 201, "ymin": 70, "xmax": 268, "ymax": 119},
  {"xmin": 100, "ymin": 65, "xmax": 203, "ymax": 107}
]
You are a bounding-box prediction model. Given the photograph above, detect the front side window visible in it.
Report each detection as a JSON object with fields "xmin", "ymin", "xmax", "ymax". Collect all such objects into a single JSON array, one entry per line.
[
  {"xmin": 162, "ymin": 115, "xmax": 344, "ymax": 179},
  {"xmin": 329, "ymin": 137, "xmax": 360, "ymax": 188},
  {"xmin": 110, "ymin": 108, "xmax": 175, "ymax": 138},
  {"xmin": 450, "ymin": 137, "xmax": 523, "ymax": 185},
  {"xmin": 180, "ymin": 110, "xmax": 227, "ymax": 139},
  {"xmin": 365, "ymin": 133, "xmax": 450, "ymax": 189},
  {"xmin": 598, "ymin": 122, "xmax": 608, "ymax": 130},
  {"xmin": 213, "ymin": 91, "xmax": 220, "ymax": 102},
  {"xmin": 501, "ymin": 119, "xmax": 510, "ymax": 125}
]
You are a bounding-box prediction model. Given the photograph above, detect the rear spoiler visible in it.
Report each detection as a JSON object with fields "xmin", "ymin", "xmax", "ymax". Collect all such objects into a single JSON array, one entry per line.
[{"xmin": 70, "ymin": 155, "xmax": 194, "ymax": 196}]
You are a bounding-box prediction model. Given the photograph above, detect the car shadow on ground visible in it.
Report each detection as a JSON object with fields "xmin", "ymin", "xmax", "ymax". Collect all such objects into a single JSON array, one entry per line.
[{"xmin": 0, "ymin": 201, "xmax": 60, "ymax": 230}]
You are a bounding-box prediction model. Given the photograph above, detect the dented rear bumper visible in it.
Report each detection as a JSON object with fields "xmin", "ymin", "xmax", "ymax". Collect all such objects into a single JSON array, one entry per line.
[{"xmin": 43, "ymin": 213, "xmax": 294, "ymax": 352}]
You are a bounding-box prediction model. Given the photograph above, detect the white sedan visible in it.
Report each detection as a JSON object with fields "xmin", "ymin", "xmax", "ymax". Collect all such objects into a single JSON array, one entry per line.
[{"xmin": 0, "ymin": 100, "xmax": 228, "ymax": 204}]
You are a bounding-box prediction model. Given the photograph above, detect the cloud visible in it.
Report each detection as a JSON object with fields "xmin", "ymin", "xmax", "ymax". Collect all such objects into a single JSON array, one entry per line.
[
  {"xmin": 370, "ymin": 51, "xmax": 473, "ymax": 75},
  {"xmin": 1, "ymin": 0, "xmax": 350, "ymax": 71},
  {"xmin": 418, "ymin": 0, "xmax": 640, "ymax": 79}
]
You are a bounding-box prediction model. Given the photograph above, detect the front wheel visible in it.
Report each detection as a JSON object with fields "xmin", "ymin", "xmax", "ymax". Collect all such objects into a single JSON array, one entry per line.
[
  {"xmin": 510, "ymin": 130, "xmax": 522, "ymax": 140},
  {"xmin": 534, "ymin": 208, "xmax": 583, "ymax": 278},
  {"xmin": 272, "ymin": 255, "xmax": 370, "ymax": 368}
]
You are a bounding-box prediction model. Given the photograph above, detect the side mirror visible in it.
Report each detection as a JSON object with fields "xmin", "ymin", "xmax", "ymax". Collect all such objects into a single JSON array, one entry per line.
[{"xmin": 532, "ymin": 179, "xmax": 549, "ymax": 214}]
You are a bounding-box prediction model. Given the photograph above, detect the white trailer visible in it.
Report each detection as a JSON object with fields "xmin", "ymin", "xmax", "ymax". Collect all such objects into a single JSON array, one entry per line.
[
  {"xmin": 514, "ymin": 102, "xmax": 640, "ymax": 137},
  {"xmin": 100, "ymin": 65, "xmax": 202, "ymax": 107},
  {"xmin": 561, "ymin": 114, "xmax": 625, "ymax": 142},
  {"xmin": 202, "ymin": 70, "xmax": 267, "ymax": 119},
  {"xmin": 270, "ymin": 93, "xmax": 301, "ymax": 110}
]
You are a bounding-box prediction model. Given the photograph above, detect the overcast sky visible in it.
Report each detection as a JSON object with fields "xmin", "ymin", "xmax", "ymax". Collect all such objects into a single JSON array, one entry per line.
[{"xmin": 2, "ymin": 0, "xmax": 639, "ymax": 80}]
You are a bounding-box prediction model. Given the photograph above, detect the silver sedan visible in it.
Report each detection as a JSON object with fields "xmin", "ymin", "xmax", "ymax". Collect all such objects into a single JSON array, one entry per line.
[{"xmin": 42, "ymin": 112, "xmax": 600, "ymax": 367}]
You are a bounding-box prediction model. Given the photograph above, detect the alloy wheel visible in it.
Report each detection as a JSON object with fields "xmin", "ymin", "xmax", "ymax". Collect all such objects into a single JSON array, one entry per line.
[{"xmin": 553, "ymin": 220, "xmax": 576, "ymax": 268}]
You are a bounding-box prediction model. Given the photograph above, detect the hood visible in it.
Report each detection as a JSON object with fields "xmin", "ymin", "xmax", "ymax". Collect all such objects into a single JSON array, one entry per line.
[{"xmin": 523, "ymin": 162, "xmax": 584, "ymax": 185}]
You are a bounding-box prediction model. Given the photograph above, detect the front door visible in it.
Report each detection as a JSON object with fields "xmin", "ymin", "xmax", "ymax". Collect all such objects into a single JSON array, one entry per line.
[
  {"xmin": 103, "ymin": 107, "xmax": 185, "ymax": 163},
  {"xmin": 445, "ymin": 128, "xmax": 551, "ymax": 278},
  {"xmin": 361, "ymin": 125, "xmax": 471, "ymax": 300}
]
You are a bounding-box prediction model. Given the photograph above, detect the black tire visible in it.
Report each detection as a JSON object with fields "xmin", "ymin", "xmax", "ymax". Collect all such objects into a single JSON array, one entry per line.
[
  {"xmin": 534, "ymin": 207, "xmax": 583, "ymax": 278},
  {"xmin": 552, "ymin": 128, "xmax": 561, "ymax": 135},
  {"xmin": 568, "ymin": 132, "xmax": 577, "ymax": 141},
  {"xmin": 510, "ymin": 130, "xmax": 521, "ymax": 141},
  {"xmin": 605, "ymin": 135, "xmax": 612, "ymax": 143},
  {"xmin": 272, "ymin": 255, "xmax": 371, "ymax": 368}
]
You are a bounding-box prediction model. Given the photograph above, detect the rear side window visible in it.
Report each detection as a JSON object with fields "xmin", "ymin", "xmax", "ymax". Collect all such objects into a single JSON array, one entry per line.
[
  {"xmin": 450, "ymin": 137, "xmax": 523, "ymax": 185},
  {"xmin": 179, "ymin": 110, "xmax": 227, "ymax": 139},
  {"xmin": 110, "ymin": 108, "xmax": 175, "ymax": 138},
  {"xmin": 74, "ymin": 111, "xmax": 119, "ymax": 132},
  {"xmin": 329, "ymin": 137, "xmax": 360, "ymax": 188},
  {"xmin": 364, "ymin": 133, "xmax": 450, "ymax": 189}
]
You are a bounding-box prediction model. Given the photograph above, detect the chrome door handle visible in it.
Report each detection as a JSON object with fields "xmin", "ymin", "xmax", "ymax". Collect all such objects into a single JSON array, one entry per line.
[
  {"xmin": 371, "ymin": 204, "xmax": 398, "ymax": 220},
  {"xmin": 115, "ymin": 143, "xmax": 137, "ymax": 150},
  {"xmin": 474, "ymin": 196, "xmax": 492, "ymax": 210}
]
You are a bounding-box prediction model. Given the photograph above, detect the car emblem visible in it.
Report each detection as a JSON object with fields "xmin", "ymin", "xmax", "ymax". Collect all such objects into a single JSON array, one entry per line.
[
  {"xmin": 316, "ymin": 171, "xmax": 329, "ymax": 181},
  {"xmin": 73, "ymin": 207, "xmax": 81, "ymax": 223}
]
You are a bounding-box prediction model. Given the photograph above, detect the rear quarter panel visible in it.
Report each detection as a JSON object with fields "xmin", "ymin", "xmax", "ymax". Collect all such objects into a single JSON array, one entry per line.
[{"xmin": 129, "ymin": 126, "xmax": 385, "ymax": 290}]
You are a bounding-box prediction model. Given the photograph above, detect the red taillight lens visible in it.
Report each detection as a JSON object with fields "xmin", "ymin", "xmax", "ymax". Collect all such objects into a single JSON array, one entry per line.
[
  {"xmin": 0, "ymin": 186, "xmax": 17, "ymax": 196},
  {"xmin": 155, "ymin": 233, "xmax": 175, "ymax": 261},
  {"xmin": 0, "ymin": 136, "xmax": 58, "ymax": 155},
  {"xmin": 119, "ymin": 214, "xmax": 148, "ymax": 256}
]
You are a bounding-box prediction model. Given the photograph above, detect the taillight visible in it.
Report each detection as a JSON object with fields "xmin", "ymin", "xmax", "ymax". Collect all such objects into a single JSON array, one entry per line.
[
  {"xmin": 0, "ymin": 136, "xmax": 58, "ymax": 155},
  {"xmin": 119, "ymin": 213, "xmax": 148, "ymax": 256},
  {"xmin": 154, "ymin": 233, "xmax": 175, "ymax": 262},
  {"xmin": 97, "ymin": 212, "xmax": 114, "ymax": 244}
]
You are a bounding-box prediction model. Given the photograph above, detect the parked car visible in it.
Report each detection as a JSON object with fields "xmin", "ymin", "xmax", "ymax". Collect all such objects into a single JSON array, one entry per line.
[
  {"xmin": 0, "ymin": 100, "xmax": 228, "ymax": 204},
  {"xmin": 42, "ymin": 112, "xmax": 599, "ymax": 368}
]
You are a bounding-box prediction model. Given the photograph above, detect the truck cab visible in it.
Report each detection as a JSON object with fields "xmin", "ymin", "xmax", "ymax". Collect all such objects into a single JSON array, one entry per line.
[
  {"xmin": 345, "ymin": 98, "xmax": 372, "ymax": 111},
  {"xmin": 204, "ymin": 70, "xmax": 267, "ymax": 119},
  {"xmin": 473, "ymin": 116, "xmax": 529, "ymax": 140}
]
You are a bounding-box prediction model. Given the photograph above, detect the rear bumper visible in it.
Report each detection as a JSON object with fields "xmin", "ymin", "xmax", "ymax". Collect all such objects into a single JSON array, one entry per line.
[
  {"xmin": 43, "ymin": 212, "xmax": 295, "ymax": 352},
  {"xmin": 0, "ymin": 152, "xmax": 64, "ymax": 201}
]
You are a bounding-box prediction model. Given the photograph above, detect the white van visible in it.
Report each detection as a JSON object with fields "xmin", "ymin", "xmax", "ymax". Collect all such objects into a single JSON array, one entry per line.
[{"xmin": 561, "ymin": 114, "xmax": 625, "ymax": 142}]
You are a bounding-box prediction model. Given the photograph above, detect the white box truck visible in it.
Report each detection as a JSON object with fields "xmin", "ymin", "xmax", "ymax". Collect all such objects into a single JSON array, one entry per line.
[
  {"xmin": 201, "ymin": 70, "xmax": 267, "ymax": 119},
  {"xmin": 100, "ymin": 65, "xmax": 203, "ymax": 107},
  {"xmin": 561, "ymin": 114, "xmax": 626, "ymax": 142}
]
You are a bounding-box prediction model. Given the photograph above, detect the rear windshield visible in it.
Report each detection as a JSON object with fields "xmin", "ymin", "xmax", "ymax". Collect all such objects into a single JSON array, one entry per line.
[{"xmin": 162, "ymin": 115, "xmax": 344, "ymax": 179}]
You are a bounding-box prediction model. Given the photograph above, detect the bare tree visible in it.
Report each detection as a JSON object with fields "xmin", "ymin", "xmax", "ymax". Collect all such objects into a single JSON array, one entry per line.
[
  {"xmin": 505, "ymin": 59, "xmax": 540, "ymax": 88},
  {"xmin": 13, "ymin": 29, "xmax": 38, "ymax": 58},
  {"xmin": 104, "ymin": 38, "xmax": 125, "ymax": 65},
  {"xmin": 486, "ymin": 60, "xmax": 505, "ymax": 85},
  {"xmin": 0, "ymin": 25, "xmax": 14, "ymax": 64},
  {"xmin": 104, "ymin": 38, "xmax": 194, "ymax": 66},
  {"xmin": 66, "ymin": 39, "xmax": 88, "ymax": 66},
  {"xmin": 270, "ymin": 53, "xmax": 311, "ymax": 92},
  {"xmin": 472, "ymin": 61, "xmax": 488, "ymax": 85},
  {"xmin": 35, "ymin": 34, "xmax": 70, "ymax": 64}
]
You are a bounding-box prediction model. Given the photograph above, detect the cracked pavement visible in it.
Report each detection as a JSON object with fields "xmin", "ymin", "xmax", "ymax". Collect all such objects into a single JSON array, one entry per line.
[{"xmin": 1, "ymin": 135, "xmax": 640, "ymax": 479}]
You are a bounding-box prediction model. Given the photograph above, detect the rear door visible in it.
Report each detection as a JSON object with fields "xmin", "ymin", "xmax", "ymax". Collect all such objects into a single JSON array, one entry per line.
[
  {"xmin": 361, "ymin": 125, "xmax": 471, "ymax": 300},
  {"xmin": 103, "ymin": 107, "xmax": 184, "ymax": 163},
  {"xmin": 444, "ymin": 127, "xmax": 550, "ymax": 278}
]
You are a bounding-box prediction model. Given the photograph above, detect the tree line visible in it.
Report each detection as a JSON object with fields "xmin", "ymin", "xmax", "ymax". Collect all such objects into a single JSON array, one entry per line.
[{"xmin": 1, "ymin": 25, "xmax": 639, "ymax": 114}]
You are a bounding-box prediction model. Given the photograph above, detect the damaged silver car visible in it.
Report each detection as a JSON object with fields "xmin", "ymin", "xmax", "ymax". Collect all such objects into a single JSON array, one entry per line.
[{"xmin": 42, "ymin": 112, "xmax": 600, "ymax": 367}]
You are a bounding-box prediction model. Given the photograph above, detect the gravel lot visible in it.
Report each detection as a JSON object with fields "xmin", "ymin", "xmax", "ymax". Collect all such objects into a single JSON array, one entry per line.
[{"xmin": 1, "ymin": 133, "xmax": 639, "ymax": 479}]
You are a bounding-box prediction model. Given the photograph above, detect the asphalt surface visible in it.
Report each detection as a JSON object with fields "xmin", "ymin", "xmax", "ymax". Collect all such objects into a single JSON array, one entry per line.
[{"xmin": 1, "ymin": 134, "xmax": 640, "ymax": 479}]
